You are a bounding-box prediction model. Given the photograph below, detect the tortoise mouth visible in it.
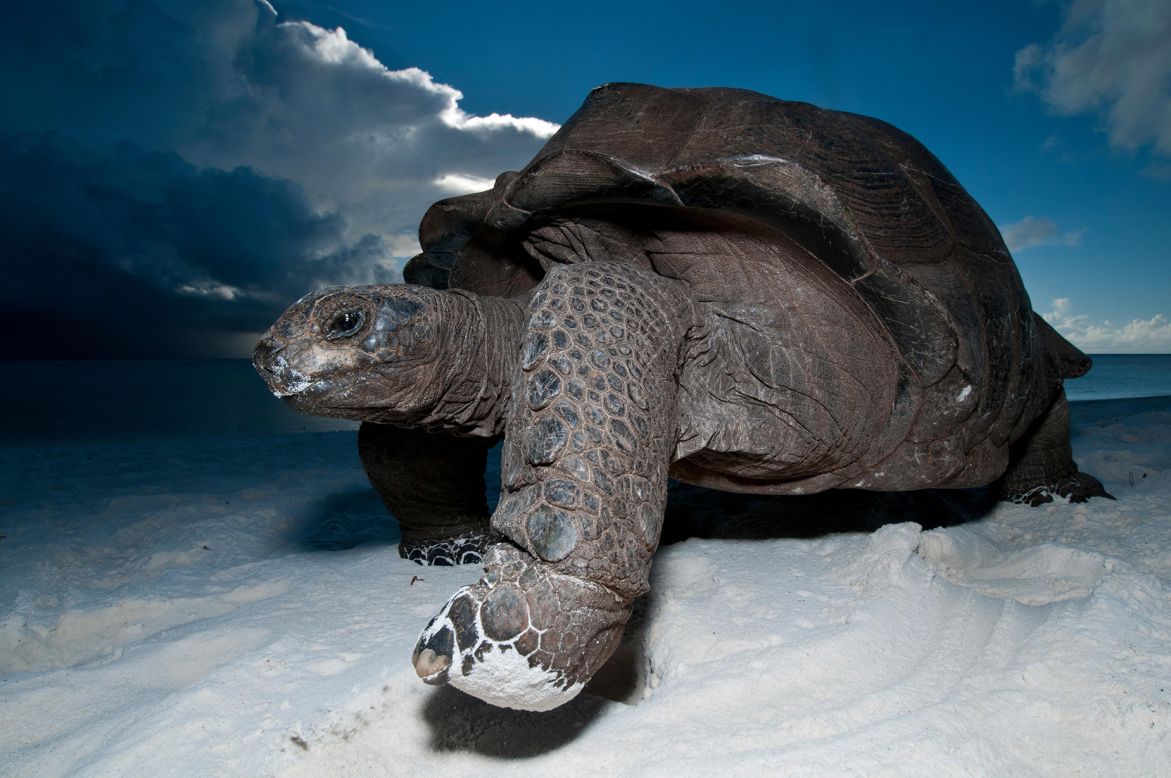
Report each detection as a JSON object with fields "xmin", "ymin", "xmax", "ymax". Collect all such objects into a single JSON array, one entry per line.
[
  {"xmin": 269, "ymin": 360, "xmax": 435, "ymax": 425},
  {"xmin": 252, "ymin": 335, "xmax": 349, "ymax": 403}
]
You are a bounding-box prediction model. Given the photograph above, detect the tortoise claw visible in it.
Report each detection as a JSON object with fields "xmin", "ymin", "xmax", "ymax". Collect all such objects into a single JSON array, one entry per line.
[{"xmin": 412, "ymin": 646, "xmax": 452, "ymax": 684}]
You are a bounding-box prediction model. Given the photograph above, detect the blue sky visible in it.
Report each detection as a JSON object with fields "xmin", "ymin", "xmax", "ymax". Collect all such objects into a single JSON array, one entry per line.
[{"xmin": 2, "ymin": 0, "xmax": 1168, "ymax": 356}]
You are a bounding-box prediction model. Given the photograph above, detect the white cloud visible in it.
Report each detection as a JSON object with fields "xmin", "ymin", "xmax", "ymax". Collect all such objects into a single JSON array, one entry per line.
[
  {"xmin": 444, "ymin": 108, "xmax": 562, "ymax": 138},
  {"xmin": 386, "ymin": 232, "xmax": 423, "ymax": 259},
  {"xmin": 434, "ymin": 173, "xmax": 497, "ymax": 194},
  {"xmin": 1000, "ymin": 215, "xmax": 1086, "ymax": 252},
  {"xmin": 182, "ymin": 16, "xmax": 559, "ymax": 262},
  {"xmin": 177, "ymin": 282, "xmax": 245, "ymax": 301},
  {"xmin": 1015, "ymin": 0, "xmax": 1171, "ymax": 156},
  {"xmin": 1044, "ymin": 297, "xmax": 1171, "ymax": 353}
]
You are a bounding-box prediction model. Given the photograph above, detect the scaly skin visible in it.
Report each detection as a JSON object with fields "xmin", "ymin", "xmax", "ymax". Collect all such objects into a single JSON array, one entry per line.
[{"xmin": 412, "ymin": 261, "xmax": 695, "ymax": 710}]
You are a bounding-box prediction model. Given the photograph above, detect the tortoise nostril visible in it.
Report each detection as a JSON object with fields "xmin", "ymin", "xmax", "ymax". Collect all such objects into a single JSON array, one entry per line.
[{"xmin": 252, "ymin": 338, "xmax": 288, "ymax": 378}]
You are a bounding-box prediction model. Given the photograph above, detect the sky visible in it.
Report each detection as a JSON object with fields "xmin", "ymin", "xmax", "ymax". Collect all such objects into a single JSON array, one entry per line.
[{"xmin": 1, "ymin": 0, "xmax": 1168, "ymax": 358}]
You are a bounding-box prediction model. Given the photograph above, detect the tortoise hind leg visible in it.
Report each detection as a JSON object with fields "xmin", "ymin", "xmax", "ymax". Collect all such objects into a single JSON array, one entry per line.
[
  {"xmin": 358, "ymin": 424, "xmax": 495, "ymax": 565},
  {"xmin": 1000, "ymin": 389, "xmax": 1112, "ymax": 506}
]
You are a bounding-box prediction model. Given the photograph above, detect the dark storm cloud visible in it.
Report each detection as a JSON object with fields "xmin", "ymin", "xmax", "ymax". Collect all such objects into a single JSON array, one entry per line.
[
  {"xmin": 0, "ymin": 0, "xmax": 556, "ymax": 237},
  {"xmin": 0, "ymin": 0, "xmax": 556, "ymax": 357},
  {"xmin": 0, "ymin": 134, "xmax": 393, "ymax": 357}
]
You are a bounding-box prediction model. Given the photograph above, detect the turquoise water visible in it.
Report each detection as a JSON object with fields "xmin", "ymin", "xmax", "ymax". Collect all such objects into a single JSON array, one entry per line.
[{"xmin": 1, "ymin": 355, "xmax": 1168, "ymax": 441}]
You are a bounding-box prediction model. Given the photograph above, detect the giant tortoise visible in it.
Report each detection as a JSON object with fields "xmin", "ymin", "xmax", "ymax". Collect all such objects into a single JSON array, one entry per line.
[{"xmin": 253, "ymin": 84, "xmax": 1108, "ymax": 711}]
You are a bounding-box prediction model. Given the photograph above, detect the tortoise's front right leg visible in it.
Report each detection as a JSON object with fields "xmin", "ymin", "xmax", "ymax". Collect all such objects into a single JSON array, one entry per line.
[
  {"xmin": 412, "ymin": 261, "xmax": 692, "ymax": 710},
  {"xmin": 358, "ymin": 423, "xmax": 495, "ymax": 565}
]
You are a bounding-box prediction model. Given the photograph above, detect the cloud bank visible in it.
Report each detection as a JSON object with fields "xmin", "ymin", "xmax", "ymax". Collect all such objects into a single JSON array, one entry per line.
[
  {"xmin": 1015, "ymin": 0, "xmax": 1171, "ymax": 160},
  {"xmin": 1000, "ymin": 215, "xmax": 1085, "ymax": 253},
  {"xmin": 1044, "ymin": 298, "xmax": 1171, "ymax": 353},
  {"xmin": 0, "ymin": 0, "xmax": 557, "ymax": 357}
]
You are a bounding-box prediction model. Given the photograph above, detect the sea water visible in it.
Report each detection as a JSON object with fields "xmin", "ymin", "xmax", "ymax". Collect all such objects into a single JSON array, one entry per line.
[
  {"xmin": 0, "ymin": 359, "xmax": 356, "ymax": 442},
  {"xmin": 1, "ymin": 355, "xmax": 1169, "ymax": 441},
  {"xmin": 1064, "ymin": 354, "xmax": 1171, "ymax": 402}
]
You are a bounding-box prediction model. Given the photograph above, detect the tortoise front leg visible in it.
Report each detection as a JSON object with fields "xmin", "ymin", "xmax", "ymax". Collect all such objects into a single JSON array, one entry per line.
[
  {"xmin": 358, "ymin": 423, "xmax": 495, "ymax": 565},
  {"xmin": 411, "ymin": 262, "xmax": 692, "ymax": 710}
]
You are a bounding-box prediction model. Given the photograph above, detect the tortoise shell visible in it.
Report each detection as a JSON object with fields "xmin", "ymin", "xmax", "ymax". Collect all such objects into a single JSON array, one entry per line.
[{"xmin": 406, "ymin": 83, "xmax": 1067, "ymax": 453}]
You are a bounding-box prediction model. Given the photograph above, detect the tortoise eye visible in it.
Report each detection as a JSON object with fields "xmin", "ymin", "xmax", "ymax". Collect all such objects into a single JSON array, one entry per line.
[{"xmin": 325, "ymin": 309, "xmax": 366, "ymax": 340}]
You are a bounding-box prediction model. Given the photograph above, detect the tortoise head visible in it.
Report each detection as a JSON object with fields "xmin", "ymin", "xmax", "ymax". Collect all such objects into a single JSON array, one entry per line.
[{"xmin": 253, "ymin": 284, "xmax": 451, "ymax": 423}]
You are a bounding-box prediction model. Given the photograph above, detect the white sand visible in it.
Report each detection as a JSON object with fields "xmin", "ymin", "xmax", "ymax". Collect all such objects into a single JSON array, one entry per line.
[{"xmin": 1, "ymin": 400, "xmax": 1169, "ymax": 776}]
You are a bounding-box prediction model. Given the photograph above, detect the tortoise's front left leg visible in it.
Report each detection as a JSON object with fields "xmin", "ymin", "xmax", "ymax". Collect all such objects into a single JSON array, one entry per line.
[
  {"xmin": 999, "ymin": 389, "xmax": 1112, "ymax": 506},
  {"xmin": 412, "ymin": 262, "xmax": 693, "ymax": 710},
  {"xmin": 358, "ymin": 423, "xmax": 495, "ymax": 565}
]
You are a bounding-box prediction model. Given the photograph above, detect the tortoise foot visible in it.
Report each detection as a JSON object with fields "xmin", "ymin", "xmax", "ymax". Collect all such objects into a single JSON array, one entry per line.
[
  {"xmin": 1007, "ymin": 471, "xmax": 1114, "ymax": 506},
  {"xmin": 411, "ymin": 544, "xmax": 629, "ymax": 711},
  {"xmin": 399, "ymin": 530, "xmax": 496, "ymax": 566}
]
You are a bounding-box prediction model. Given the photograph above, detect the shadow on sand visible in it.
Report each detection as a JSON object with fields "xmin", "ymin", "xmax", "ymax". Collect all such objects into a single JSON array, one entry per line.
[
  {"xmin": 295, "ymin": 487, "xmax": 400, "ymax": 551},
  {"xmin": 421, "ymin": 684, "xmax": 613, "ymax": 757},
  {"xmin": 661, "ymin": 481, "xmax": 1000, "ymax": 544}
]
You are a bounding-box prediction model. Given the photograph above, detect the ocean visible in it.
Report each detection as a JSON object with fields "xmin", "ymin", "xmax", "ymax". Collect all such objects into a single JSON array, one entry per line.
[
  {"xmin": 1063, "ymin": 353, "xmax": 1171, "ymax": 402},
  {"xmin": 2, "ymin": 354, "xmax": 1170, "ymax": 442}
]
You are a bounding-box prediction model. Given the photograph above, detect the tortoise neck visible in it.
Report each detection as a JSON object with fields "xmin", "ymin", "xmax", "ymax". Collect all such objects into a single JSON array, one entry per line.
[{"xmin": 421, "ymin": 290, "xmax": 526, "ymax": 437}]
